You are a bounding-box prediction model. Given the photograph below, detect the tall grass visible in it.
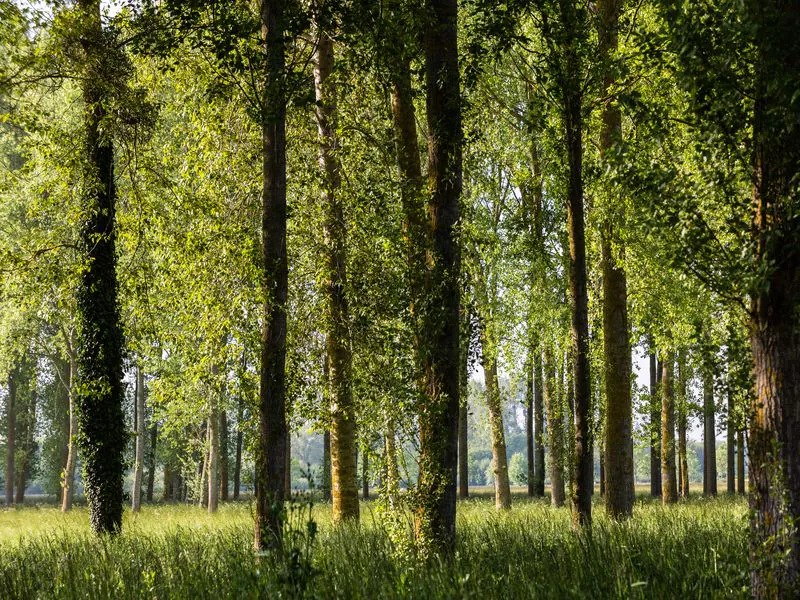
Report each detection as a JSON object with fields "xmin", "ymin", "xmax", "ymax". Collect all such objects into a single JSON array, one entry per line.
[{"xmin": 0, "ymin": 493, "xmax": 749, "ymax": 599}]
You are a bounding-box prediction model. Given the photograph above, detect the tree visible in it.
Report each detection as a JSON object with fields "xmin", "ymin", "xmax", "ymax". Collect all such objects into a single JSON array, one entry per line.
[
  {"xmin": 132, "ymin": 366, "xmax": 145, "ymax": 512},
  {"xmin": 660, "ymin": 351, "xmax": 677, "ymax": 504}
]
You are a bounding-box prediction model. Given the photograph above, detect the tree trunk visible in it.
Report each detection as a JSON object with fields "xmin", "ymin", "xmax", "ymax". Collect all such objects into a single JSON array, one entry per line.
[
  {"xmin": 676, "ymin": 352, "xmax": 689, "ymax": 499},
  {"xmin": 132, "ymin": 366, "xmax": 145, "ymax": 512},
  {"xmin": 526, "ymin": 353, "xmax": 535, "ymax": 497},
  {"xmin": 5, "ymin": 365, "xmax": 16, "ymax": 506},
  {"xmin": 480, "ymin": 338, "xmax": 512, "ymax": 510},
  {"xmin": 220, "ymin": 410, "xmax": 229, "ymax": 502},
  {"xmin": 62, "ymin": 349, "xmax": 78, "ymax": 511},
  {"xmin": 737, "ymin": 429, "xmax": 745, "ymax": 495},
  {"xmin": 560, "ymin": 0, "xmax": 593, "ymax": 528},
  {"xmin": 285, "ymin": 432, "xmax": 291, "ymax": 494},
  {"xmin": 727, "ymin": 388, "xmax": 735, "ymax": 495},
  {"xmin": 384, "ymin": 420, "xmax": 400, "ymax": 506},
  {"xmin": 314, "ymin": 27, "xmax": 359, "ymax": 523},
  {"xmin": 703, "ymin": 367, "xmax": 717, "ymax": 497},
  {"xmin": 255, "ymin": 0, "xmax": 288, "ymax": 550},
  {"xmin": 544, "ymin": 346, "xmax": 565, "ymax": 507},
  {"xmin": 649, "ymin": 348, "xmax": 662, "ymax": 496},
  {"xmin": 597, "ymin": 0, "xmax": 632, "ymax": 521},
  {"xmin": 533, "ymin": 345, "xmax": 545, "ymax": 497},
  {"xmin": 416, "ymin": 0, "xmax": 462, "ymax": 554},
  {"xmin": 361, "ymin": 442, "xmax": 369, "ymax": 500},
  {"xmin": 75, "ymin": 0, "xmax": 125, "ymax": 535},
  {"xmin": 234, "ymin": 401, "xmax": 243, "ymax": 501},
  {"xmin": 322, "ymin": 429, "xmax": 332, "ymax": 501},
  {"xmin": 458, "ymin": 404, "xmax": 469, "ymax": 499},
  {"xmin": 15, "ymin": 367, "xmax": 35, "ymax": 505},
  {"xmin": 661, "ymin": 352, "xmax": 678, "ymax": 504},
  {"xmin": 146, "ymin": 421, "xmax": 156, "ymax": 503},
  {"xmin": 208, "ymin": 409, "xmax": 219, "ymax": 513}
]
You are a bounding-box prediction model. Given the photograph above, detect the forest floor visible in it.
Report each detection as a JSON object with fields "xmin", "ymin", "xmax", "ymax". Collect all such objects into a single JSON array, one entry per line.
[{"xmin": 0, "ymin": 490, "xmax": 748, "ymax": 599}]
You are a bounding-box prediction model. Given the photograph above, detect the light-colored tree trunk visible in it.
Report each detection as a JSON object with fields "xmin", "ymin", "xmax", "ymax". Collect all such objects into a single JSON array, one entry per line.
[
  {"xmin": 544, "ymin": 346, "xmax": 565, "ymax": 507},
  {"xmin": 676, "ymin": 350, "xmax": 689, "ymax": 499},
  {"xmin": 132, "ymin": 366, "xmax": 145, "ymax": 512}
]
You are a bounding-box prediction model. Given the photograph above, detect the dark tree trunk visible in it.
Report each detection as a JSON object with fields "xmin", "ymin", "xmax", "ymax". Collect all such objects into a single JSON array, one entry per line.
[
  {"xmin": 727, "ymin": 389, "xmax": 735, "ymax": 495},
  {"xmin": 5, "ymin": 365, "xmax": 16, "ymax": 505},
  {"xmin": 75, "ymin": 0, "xmax": 126, "ymax": 535},
  {"xmin": 233, "ymin": 402, "xmax": 243, "ymax": 501},
  {"xmin": 314, "ymin": 27, "xmax": 359, "ymax": 523},
  {"xmin": 703, "ymin": 367, "xmax": 717, "ymax": 497},
  {"xmin": 322, "ymin": 429, "xmax": 331, "ymax": 501},
  {"xmin": 361, "ymin": 442, "xmax": 369, "ymax": 500},
  {"xmin": 676, "ymin": 351, "xmax": 689, "ymax": 499},
  {"xmin": 598, "ymin": 0, "xmax": 632, "ymax": 522},
  {"xmin": 737, "ymin": 429, "xmax": 745, "ymax": 495},
  {"xmin": 255, "ymin": 0, "xmax": 288, "ymax": 550},
  {"xmin": 146, "ymin": 421, "xmax": 156, "ymax": 503},
  {"xmin": 458, "ymin": 404, "xmax": 469, "ymax": 499},
  {"xmin": 526, "ymin": 354, "xmax": 535, "ymax": 497},
  {"xmin": 661, "ymin": 352, "xmax": 678, "ymax": 504},
  {"xmin": 649, "ymin": 347, "xmax": 662, "ymax": 497},
  {"xmin": 416, "ymin": 0, "xmax": 462, "ymax": 554},
  {"xmin": 533, "ymin": 346, "xmax": 545, "ymax": 497},
  {"xmin": 561, "ymin": 0, "xmax": 593, "ymax": 527},
  {"xmin": 220, "ymin": 410, "xmax": 229, "ymax": 502}
]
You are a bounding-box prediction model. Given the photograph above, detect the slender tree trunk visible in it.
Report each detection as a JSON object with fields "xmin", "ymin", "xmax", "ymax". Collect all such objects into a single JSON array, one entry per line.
[
  {"xmin": 255, "ymin": 0, "xmax": 288, "ymax": 550},
  {"xmin": 234, "ymin": 401, "xmax": 243, "ymax": 501},
  {"xmin": 526, "ymin": 354, "xmax": 535, "ymax": 497},
  {"xmin": 4, "ymin": 366, "xmax": 16, "ymax": 506},
  {"xmin": 146, "ymin": 421, "xmax": 156, "ymax": 503},
  {"xmin": 132, "ymin": 366, "xmax": 145, "ymax": 512},
  {"xmin": 599, "ymin": 447, "xmax": 605, "ymax": 496},
  {"xmin": 650, "ymin": 350, "xmax": 662, "ymax": 496},
  {"xmin": 75, "ymin": 0, "xmax": 125, "ymax": 535},
  {"xmin": 285, "ymin": 432, "xmax": 291, "ymax": 493},
  {"xmin": 314, "ymin": 26, "xmax": 359, "ymax": 523},
  {"xmin": 661, "ymin": 352, "xmax": 677, "ymax": 504},
  {"xmin": 208, "ymin": 408, "xmax": 219, "ymax": 513},
  {"xmin": 322, "ymin": 429, "xmax": 332, "ymax": 501},
  {"xmin": 737, "ymin": 429, "xmax": 745, "ymax": 495},
  {"xmin": 533, "ymin": 346, "xmax": 545, "ymax": 497},
  {"xmin": 727, "ymin": 388, "xmax": 735, "ymax": 495},
  {"xmin": 163, "ymin": 464, "xmax": 171, "ymax": 502},
  {"xmin": 597, "ymin": 0, "xmax": 632, "ymax": 521},
  {"xmin": 544, "ymin": 346, "xmax": 565, "ymax": 507},
  {"xmin": 416, "ymin": 0, "xmax": 462, "ymax": 554},
  {"xmin": 458, "ymin": 404, "xmax": 469, "ymax": 499},
  {"xmin": 220, "ymin": 410, "xmax": 229, "ymax": 502},
  {"xmin": 384, "ymin": 420, "xmax": 400, "ymax": 506},
  {"xmin": 62, "ymin": 350, "xmax": 77, "ymax": 511},
  {"xmin": 480, "ymin": 340, "xmax": 512, "ymax": 510},
  {"xmin": 361, "ymin": 442, "xmax": 369, "ymax": 500},
  {"xmin": 703, "ymin": 367, "xmax": 717, "ymax": 497},
  {"xmin": 676, "ymin": 352, "xmax": 689, "ymax": 499},
  {"xmin": 560, "ymin": 0, "xmax": 593, "ymax": 528}
]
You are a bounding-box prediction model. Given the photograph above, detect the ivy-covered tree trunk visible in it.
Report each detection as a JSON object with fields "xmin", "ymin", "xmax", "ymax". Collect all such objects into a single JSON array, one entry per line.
[
  {"xmin": 61, "ymin": 348, "xmax": 77, "ymax": 512},
  {"xmin": 544, "ymin": 346, "xmax": 565, "ymax": 507},
  {"xmin": 702, "ymin": 367, "xmax": 717, "ymax": 497},
  {"xmin": 649, "ymin": 348, "xmax": 662, "ymax": 497},
  {"xmin": 5, "ymin": 365, "xmax": 16, "ymax": 506},
  {"xmin": 255, "ymin": 0, "xmax": 289, "ymax": 550},
  {"xmin": 74, "ymin": 0, "xmax": 126, "ymax": 535},
  {"xmin": 314, "ymin": 27, "xmax": 359, "ymax": 523},
  {"xmin": 598, "ymin": 0, "xmax": 633, "ymax": 522},
  {"xmin": 737, "ymin": 429, "xmax": 745, "ymax": 496},
  {"xmin": 415, "ymin": 0, "xmax": 462, "ymax": 554},
  {"xmin": 661, "ymin": 352, "xmax": 677, "ymax": 504},
  {"xmin": 132, "ymin": 366, "xmax": 145, "ymax": 512}
]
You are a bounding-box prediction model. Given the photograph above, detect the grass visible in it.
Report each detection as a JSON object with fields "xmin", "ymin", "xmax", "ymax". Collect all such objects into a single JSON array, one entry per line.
[{"xmin": 0, "ymin": 491, "xmax": 749, "ymax": 599}]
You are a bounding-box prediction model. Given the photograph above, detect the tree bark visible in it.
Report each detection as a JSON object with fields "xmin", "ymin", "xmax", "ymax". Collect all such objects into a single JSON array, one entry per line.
[
  {"xmin": 597, "ymin": 0, "xmax": 632, "ymax": 522},
  {"xmin": 132, "ymin": 366, "xmax": 145, "ymax": 512},
  {"xmin": 702, "ymin": 367, "xmax": 717, "ymax": 497},
  {"xmin": 322, "ymin": 429, "xmax": 332, "ymax": 501},
  {"xmin": 416, "ymin": 0, "xmax": 462, "ymax": 554},
  {"xmin": 314, "ymin": 27, "xmax": 359, "ymax": 523},
  {"xmin": 544, "ymin": 346, "xmax": 565, "ymax": 507},
  {"xmin": 61, "ymin": 347, "xmax": 77, "ymax": 511},
  {"xmin": 234, "ymin": 401, "xmax": 243, "ymax": 501},
  {"xmin": 146, "ymin": 420, "xmax": 156, "ymax": 503},
  {"xmin": 75, "ymin": 0, "xmax": 126, "ymax": 535},
  {"xmin": 727, "ymin": 388, "xmax": 735, "ymax": 495},
  {"xmin": 208, "ymin": 408, "xmax": 219, "ymax": 513},
  {"xmin": 676, "ymin": 351, "xmax": 689, "ymax": 499},
  {"xmin": 458, "ymin": 403, "xmax": 469, "ymax": 499},
  {"xmin": 560, "ymin": 0, "xmax": 593, "ymax": 528},
  {"xmin": 649, "ymin": 347, "xmax": 662, "ymax": 496},
  {"xmin": 526, "ymin": 353, "xmax": 535, "ymax": 497},
  {"xmin": 255, "ymin": 0, "xmax": 288, "ymax": 550},
  {"xmin": 479, "ymin": 333, "xmax": 512, "ymax": 510},
  {"xmin": 533, "ymin": 345, "xmax": 545, "ymax": 497},
  {"xmin": 4, "ymin": 365, "xmax": 16, "ymax": 506},
  {"xmin": 661, "ymin": 352, "xmax": 677, "ymax": 504},
  {"xmin": 361, "ymin": 442, "xmax": 369, "ymax": 500},
  {"xmin": 220, "ymin": 410, "xmax": 229, "ymax": 502}
]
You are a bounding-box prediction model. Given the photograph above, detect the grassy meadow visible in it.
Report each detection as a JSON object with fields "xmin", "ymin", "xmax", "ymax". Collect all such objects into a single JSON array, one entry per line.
[{"xmin": 0, "ymin": 488, "xmax": 749, "ymax": 599}]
